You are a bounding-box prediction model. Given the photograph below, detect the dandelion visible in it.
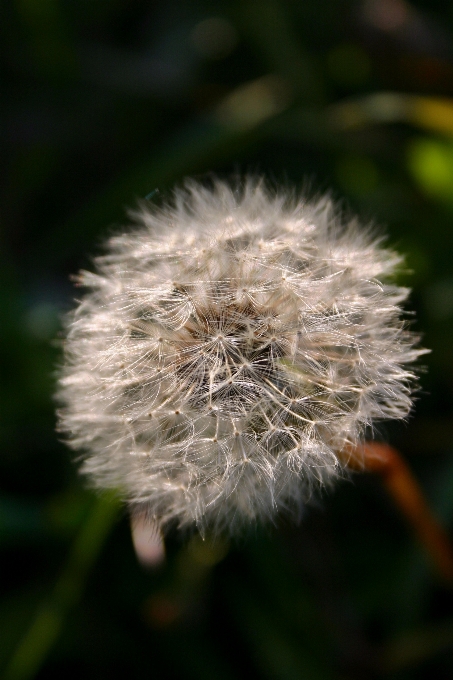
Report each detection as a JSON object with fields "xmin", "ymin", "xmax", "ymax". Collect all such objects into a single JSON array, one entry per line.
[{"xmin": 57, "ymin": 178, "xmax": 423, "ymax": 535}]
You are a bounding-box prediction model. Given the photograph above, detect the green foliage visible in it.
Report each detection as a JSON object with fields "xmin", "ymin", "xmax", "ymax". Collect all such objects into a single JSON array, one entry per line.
[{"xmin": 2, "ymin": 0, "xmax": 453, "ymax": 677}]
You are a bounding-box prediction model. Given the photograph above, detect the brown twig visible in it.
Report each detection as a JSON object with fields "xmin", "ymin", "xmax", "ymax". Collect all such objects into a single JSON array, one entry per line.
[{"xmin": 346, "ymin": 442, "xmax": 453, "ymax": 586}]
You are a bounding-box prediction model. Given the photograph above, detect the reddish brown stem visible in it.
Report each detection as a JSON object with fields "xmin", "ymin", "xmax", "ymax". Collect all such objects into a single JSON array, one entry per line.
[{"xmin": 346, "ymin": 442, "xmax": 453, "ymax": 585}]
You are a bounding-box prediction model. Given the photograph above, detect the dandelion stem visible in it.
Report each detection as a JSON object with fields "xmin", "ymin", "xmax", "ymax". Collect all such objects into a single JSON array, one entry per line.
[
  {"xmin": 348, "ymin": 442, "xmax": 453, "ymax": 586},
  {"xmin": 4, "ymin": 491, "xmax": 120, "ymax": 680},
  {"xmin": 131, "ymin": 513, "xmax": 165, "ymax": 567}
]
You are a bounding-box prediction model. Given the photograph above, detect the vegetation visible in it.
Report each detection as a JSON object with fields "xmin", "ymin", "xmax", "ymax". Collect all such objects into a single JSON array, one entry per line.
[{"xmin": 2, "ymin": 1, "xmax": 453, "ymax": 677}]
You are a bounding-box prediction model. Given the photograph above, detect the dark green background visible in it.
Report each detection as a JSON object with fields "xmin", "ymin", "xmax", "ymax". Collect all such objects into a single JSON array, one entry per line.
[{"xmin": 2, "ymin": 1, "xmax": 453, "ymax": 678}]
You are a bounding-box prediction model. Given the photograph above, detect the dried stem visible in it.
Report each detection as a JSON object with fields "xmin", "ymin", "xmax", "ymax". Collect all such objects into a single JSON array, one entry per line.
[{"xmin": 347, "ymin": 442, "xmax": 453, "ymax": 586}]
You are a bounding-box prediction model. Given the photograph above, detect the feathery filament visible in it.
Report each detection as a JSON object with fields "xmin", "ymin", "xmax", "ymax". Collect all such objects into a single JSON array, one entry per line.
[{"xmin": 57, "ymin": 179, "xmax": 423, "ymax": 533}]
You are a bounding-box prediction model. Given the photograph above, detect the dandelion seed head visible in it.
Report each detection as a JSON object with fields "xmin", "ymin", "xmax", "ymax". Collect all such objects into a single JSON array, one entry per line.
[{"xmin": 57, "ymin": 178, "xmax": 424, "ymax": 533}]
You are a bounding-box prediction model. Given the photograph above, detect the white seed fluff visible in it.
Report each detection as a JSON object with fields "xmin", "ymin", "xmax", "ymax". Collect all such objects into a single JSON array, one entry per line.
[{"xmin": 57, "ymin": 178, "xmax": 423, "ymax": 533}]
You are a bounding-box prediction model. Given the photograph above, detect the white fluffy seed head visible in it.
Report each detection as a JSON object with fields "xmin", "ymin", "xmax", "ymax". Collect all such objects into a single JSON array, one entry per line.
[{"xmin": 57, "ymin": 178, "xmax": 424, "ymax": 534}]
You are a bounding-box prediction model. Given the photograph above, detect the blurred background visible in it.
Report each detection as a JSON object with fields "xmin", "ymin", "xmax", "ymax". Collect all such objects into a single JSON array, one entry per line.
[{"xmin": 2, "ymin": 0, "xmax": 453, "ymax": 678}]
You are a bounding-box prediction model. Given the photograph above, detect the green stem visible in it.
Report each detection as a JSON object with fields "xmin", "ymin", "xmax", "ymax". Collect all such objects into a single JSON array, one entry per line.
[{"xmin": 4, "ymin": 491, "xmax": 120, "ymax": 680}]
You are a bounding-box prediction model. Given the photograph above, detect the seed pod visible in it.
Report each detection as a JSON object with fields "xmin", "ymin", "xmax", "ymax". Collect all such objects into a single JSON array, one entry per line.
[{"xmin": 57, "ymin": 178, "xmax": 424, "ymax": 534}]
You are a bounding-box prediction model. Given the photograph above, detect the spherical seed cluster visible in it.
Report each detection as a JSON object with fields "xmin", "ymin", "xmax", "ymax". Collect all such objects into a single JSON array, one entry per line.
[{"xmin": 57, "ymin": 179, "xmax": 423, "ymax": 533}]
